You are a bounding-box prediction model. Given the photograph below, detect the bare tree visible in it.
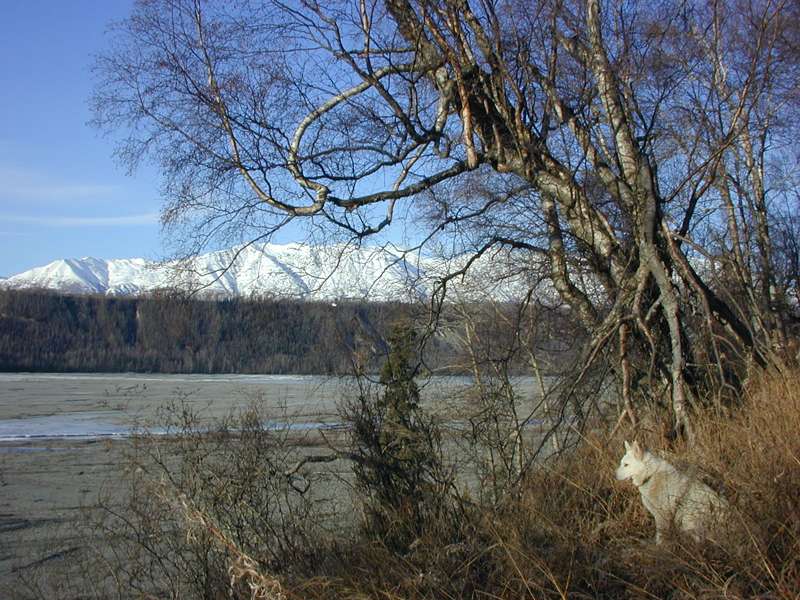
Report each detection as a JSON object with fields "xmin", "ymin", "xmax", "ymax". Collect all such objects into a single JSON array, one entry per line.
[{"xmin": 93, "ymin": 0, "xmax": 800, "ymax": 436}]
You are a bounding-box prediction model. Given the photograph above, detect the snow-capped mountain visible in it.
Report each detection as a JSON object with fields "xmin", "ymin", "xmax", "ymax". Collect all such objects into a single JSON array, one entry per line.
[{"xmin": 0, "ymin": 242, "xmax": 557, "ymax": 303}]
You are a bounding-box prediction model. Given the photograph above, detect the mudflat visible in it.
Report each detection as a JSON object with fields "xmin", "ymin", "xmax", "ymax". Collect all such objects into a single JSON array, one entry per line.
[
  {"xmin": 0, "ymin": 373, "xmax": 515, "ymax": 597},
  {"xmin": 0, "ymin": 373, "xmax": 347, "ymax": 596},
  {"xmin": 0, "ymin": 438, "xmax": 125, "ymax": 593}
]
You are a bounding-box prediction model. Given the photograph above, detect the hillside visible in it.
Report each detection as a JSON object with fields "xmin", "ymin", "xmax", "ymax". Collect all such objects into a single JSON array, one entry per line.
[
  {"xmin": 0, "ymin": 289, "xmax": 578, "ymax": 375},
  {"xmin": 0, "ymin": 289, "xmax": 408, "ymax": 374}
]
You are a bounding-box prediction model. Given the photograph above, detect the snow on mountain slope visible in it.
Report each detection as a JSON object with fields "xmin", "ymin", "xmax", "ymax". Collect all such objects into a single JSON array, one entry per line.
[
  {"xmin": 170, "ymin": 243, "xmax": 431, "ymax": 301},
  {"xmin": 1, "ymin": 257, "xmax": 108, "ymax": 294},
  {"xmin": 0, "ymin": 242, "xmax": 561, "ymax": 303},
  {"xmin": 0, "ymin": 243, "xmax": 431, "ymax": 301}
]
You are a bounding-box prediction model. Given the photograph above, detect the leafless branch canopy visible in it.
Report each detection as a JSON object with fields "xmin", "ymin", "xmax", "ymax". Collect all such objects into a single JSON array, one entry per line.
[{"xmin": 94, "ymin": 0, "xmax": 800, "ymax": 434}]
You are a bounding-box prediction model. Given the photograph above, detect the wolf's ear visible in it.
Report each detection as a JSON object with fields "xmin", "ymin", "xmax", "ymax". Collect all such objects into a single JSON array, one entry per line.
[
  {"xmin": 631, "ymin": 440, "xmax": 644, "ymax": 460},
  {"xmin": 624, "ymin": 440, "xmax": 631, "ymax": 452}
]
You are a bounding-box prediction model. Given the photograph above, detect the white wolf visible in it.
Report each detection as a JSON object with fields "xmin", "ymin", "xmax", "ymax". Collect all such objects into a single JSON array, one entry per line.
[{"xmin": 615, "ymin": 440, "xmax": 728, "ymax": 543}]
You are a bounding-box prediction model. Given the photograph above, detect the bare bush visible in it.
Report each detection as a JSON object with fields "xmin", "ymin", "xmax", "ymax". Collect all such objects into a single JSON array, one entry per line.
[{"xmin": 77, "ymin": 402, "xmax": 344, "ymax": 599}]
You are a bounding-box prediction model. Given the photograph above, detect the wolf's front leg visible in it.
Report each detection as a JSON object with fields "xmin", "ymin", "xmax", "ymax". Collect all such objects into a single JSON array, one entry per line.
[{"xmin": 652, "ymin": 514, "xmax": 669, "ymax": 545}]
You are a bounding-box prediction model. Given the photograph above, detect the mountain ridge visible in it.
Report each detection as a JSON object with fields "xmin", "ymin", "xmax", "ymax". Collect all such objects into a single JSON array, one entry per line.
[{"xmin": 1, "ymin": 242, "xmax": 547, "ymax": 302}]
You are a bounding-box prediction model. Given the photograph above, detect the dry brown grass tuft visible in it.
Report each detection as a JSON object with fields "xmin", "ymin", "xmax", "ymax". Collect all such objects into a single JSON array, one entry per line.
[{"xmin": 467, "ymin": 368, "xmax": 800, "ymax": 599}]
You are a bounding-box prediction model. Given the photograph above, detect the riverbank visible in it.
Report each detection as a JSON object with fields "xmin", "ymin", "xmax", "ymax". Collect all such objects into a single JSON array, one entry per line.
[
  {"xmin": 0, "ymin": 372, "xmax": 484, "ymax": 597},
  {"xmin": 8, "ymin": 370, "xmax": 790, "ymax": 600},
  {"xmin": 0, "ymin": 373, "xmax": 344, "ymax": 595},
  {"xmin": 0, "ymin": 426, "xmax": 356, "ymax": 597},
  {"xmin": 0, "ymin": 437, "xmax": 124, "ymax": 591}
]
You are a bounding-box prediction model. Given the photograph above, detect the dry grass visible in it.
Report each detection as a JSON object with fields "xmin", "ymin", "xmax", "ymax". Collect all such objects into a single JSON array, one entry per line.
[{"xmin": 267, "ymin": 368, "xmax": 800, "ymax": 599}]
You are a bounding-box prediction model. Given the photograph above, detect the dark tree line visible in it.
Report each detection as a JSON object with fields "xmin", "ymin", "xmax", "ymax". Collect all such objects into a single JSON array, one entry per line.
[
  {"xmin": 0, "ymin": 290, "xmax": 407, "ymax": 374},
  {"xmin": 0, "ymin": 289, "xmax": 576, "ymax": 375}
]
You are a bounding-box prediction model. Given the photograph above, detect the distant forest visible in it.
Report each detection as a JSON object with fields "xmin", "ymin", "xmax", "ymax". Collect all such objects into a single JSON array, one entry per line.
[
  {"xmin": 0, "ymin": 289, "xmax": 579, "ymax": 375},
  {"xmin": 0, "ymin": 289, "xmax": 416, "ymax": 374}
]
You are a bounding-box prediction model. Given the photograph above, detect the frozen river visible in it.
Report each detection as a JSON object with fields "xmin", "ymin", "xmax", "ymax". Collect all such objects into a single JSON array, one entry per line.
[
  {"xmin": 0, "ymin": 372, "xmax": 351, "ymax": 441},
  {"xmin": 0, "ymin": 372, "xmax": 501, "ymax": 441}
]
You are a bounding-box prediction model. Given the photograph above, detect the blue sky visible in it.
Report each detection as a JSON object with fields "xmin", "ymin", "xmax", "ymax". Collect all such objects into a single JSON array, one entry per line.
[
  {"xmin": 0, "ymin": 1, "xmax": 164, "ymax": 276},
  {"xmin": 0, "ymin": 2, "xmax": 428, "ymax": 278}
]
